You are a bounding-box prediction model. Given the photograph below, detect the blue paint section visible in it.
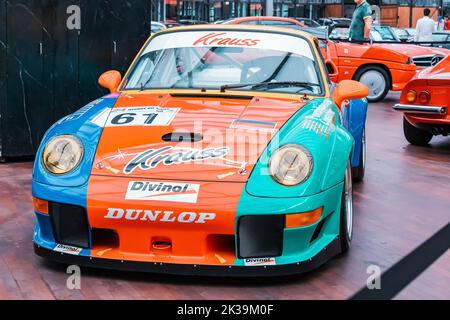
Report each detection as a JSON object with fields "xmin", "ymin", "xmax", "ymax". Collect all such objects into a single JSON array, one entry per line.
[
  {"xmin": 33, "ymin": 181, "xmax": 88, "ymax": 209},
  {"xmin": 34, "ymin": 212, "xmax": 55, "ymax": 244},
  {"xmin": 33, "ymin": 211, "xmax": 91, "ymax": 257},
  {"xmin": 32, "ymin": 94, "xmax": 118, "ymax": 254},
  {"xmin": 343, "ymin": 98, "xmax": 368, "ymax": 167},
  {"xmin": 32, "ymin": 96, "xmax": 118, "ymax": 188}
]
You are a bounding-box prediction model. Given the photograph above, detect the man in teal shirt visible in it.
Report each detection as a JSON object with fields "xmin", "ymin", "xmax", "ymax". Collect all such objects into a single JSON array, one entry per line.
[{"xmin": 348, "ymin": 0, "xmax": 373, "ymax": 42}]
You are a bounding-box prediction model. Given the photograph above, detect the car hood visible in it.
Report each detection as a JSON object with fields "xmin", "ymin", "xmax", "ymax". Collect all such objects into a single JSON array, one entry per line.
[
  {"xmin": 332, "ymin": 42, "xmax": 409, "ymax": 63},
  {"xmin": 90, "ymin": 92, "xmax": 309, "ymax": 182},
  {"xmin": 378, "ymin": 43, "xmax": 450, "ymax": 58}
]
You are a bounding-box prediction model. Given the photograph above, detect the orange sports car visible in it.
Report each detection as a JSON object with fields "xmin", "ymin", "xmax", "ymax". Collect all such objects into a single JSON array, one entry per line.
[
  {"xmin": 393, "ymin": 54, "xmax": 450, "ymax": 146},
  {"xmin": 327, "ymin": 24, "xmax": 450, "ymax": 101}
]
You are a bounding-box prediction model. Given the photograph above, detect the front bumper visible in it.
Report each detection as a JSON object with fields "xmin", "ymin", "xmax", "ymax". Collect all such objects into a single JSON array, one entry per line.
[
  {"xmin": 33, "ymin": 179, "xmax": 345, "ymax": 276},
  {"xmin": 34, "ymin": 236, "xmax": 341, "ymax": 277},
  {"xmin": 393, "ymin": 104, "xmax": 447, "ymax": 115}
]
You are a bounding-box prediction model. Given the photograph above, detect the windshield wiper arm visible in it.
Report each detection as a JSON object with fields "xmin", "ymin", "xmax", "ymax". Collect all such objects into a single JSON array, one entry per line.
[{"xmin": 220, "ymin": 81, "xmax": 320, "ymax": 92}]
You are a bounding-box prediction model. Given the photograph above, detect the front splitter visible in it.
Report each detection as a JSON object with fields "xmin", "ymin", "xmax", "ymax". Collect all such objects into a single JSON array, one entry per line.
[{"xmin": 34, "ymin": 237, "xmax": 342, "ymax": 277}]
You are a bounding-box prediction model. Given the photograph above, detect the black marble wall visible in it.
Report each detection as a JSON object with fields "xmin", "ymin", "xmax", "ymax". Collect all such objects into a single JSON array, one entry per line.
[{"xmin": 0, "ymin": 0, "xmax": 151, "ymax": 158}]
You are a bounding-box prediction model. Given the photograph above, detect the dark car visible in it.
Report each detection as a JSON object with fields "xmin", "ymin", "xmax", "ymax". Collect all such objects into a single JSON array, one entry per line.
[
  {"xmin": 294, "ymin": 17, "xmax": 321, "ymax": 28},
  {"xmin": 178, "ymin": 19, "xmax": 208, "ymax": 25},
  {"xmin": 329, "ymin": 25, "xmax": 401, "ymax": 43},
  {"xmin": 317, "ymin": 18, "xmax": 352, "ymax": 28},
  {"xmin": 163, "ymin": 19, "xmax": 181, "ymax": 28}
]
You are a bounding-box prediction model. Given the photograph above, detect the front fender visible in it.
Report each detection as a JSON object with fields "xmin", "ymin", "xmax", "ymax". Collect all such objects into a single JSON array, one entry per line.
[
  {"xmin": 342, "ymin": 98, "xmax": 368, "ymax": 167},
  {"xmin": 32, "ymin": 94, "xmax": 119, "ymax": 188},
  {"xmin": 246, "ymin": 98, "xmax": 353, "ymax": 198}
]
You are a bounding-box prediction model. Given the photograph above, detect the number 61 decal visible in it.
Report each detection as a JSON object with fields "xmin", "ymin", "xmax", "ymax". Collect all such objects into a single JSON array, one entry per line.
[{"xmin": 105, "ymin": 107, "xmax": 179, "ymax": 127}]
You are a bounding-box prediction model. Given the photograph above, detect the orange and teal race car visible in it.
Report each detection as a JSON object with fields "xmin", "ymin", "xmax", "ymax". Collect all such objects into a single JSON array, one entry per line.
[
  {"xmin": 32, "ymin": 25, "xmax": 368, "ymax": 276},
  {"xmin": 393, "ymin": 54, "xmax": 450, "ymax": 146}
]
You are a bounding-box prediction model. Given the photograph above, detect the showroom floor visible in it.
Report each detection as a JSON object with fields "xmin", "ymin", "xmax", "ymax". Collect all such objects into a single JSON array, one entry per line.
[{"xmin": 0, "ymin": 92, "xmax": 449, "ymax": 300}]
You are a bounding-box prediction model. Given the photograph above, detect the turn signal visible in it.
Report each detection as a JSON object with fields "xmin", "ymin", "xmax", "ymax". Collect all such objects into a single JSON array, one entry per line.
[
  {"xmin": 418, "ymin": 91, "xmax": 431, "ymax": 104},
  {"xmin": 406, "ymin": 90, "xmax": 417, "ymax": 103},
  {"xmin": 33, "ymin": 197, "xmax": 49, "ymax": 214},
  {"xmin": 285, "ymin": 208, "xmax": 323, "ymax": 228}
]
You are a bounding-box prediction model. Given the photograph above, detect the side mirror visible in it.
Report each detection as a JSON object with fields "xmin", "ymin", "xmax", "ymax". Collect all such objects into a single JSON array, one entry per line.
[
  {"xmin": 98, "ymin": 70, "xmax": 122, "ymax": 93},
  {"xmin": 332, "ymin": 80, "xmax": 369, "ymax": 108},
  {"xmin": 325, "ymin": 59, "xmax": 339, "ymax": 83}
]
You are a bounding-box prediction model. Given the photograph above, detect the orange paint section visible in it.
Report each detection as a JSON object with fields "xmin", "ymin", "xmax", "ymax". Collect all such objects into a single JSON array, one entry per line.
[
  {"xmin": 33, "ymin": 197, "xmax": 48, "ymax": 215},
  {"xmin": 285, "ymin": 208, "xmax": 322, "ymax": 229},
  {"xmin": 91, "ymin": 93, "xmax": 307, "ymax": 183},
  {"xmin": 87, "ymin": 175, "xmax": 245, "ymax": 266},
  {"xmin": 86, "ymin": 90, "xmax": 309, "ymax": 265}
]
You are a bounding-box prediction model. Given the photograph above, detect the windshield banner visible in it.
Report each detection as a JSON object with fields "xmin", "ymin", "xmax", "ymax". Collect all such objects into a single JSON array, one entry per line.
[{"xmin": 144, "ymin": 31, "xmax": 314, "ymax": 60}]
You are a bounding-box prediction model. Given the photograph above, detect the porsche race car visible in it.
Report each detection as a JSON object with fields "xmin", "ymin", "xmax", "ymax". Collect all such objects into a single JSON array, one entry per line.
[{"xmin": 33, "ymin": 25, "xmax": 368, "ymax": 276}]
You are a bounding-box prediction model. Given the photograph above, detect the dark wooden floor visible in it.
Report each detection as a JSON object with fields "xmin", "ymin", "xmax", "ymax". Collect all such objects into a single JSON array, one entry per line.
[{"xmin": 0, "ymin": 92, "xmax": 449, "ymax": 300}]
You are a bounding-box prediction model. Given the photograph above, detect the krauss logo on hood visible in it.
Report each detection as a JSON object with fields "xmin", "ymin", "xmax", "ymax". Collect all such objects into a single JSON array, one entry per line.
[
  {"xmin": 193, "ymin": 32, "xmax": 260, "ymax": 47},
  {"xmin": 123, "ymin": 146, "xmax": 230, "ymax": 174}
]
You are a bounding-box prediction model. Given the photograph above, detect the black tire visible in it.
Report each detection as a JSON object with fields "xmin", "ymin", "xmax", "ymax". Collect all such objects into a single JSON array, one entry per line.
[
  {"xmin": 339, "ymin": 163, "xmax": 353, "ymax": 254},
  {"xmin": 352, "ymin": 129, "xmax": 366, "ymax": 182},
  {"xmin": 403, "ymin": 117, "xmax": 432, "ymax": 146},
  {"xmin": 354, "ymin": 66, "xmax": 390, "ymax": 102}
]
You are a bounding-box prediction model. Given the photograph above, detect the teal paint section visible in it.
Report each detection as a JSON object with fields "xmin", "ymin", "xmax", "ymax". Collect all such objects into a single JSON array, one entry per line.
[
  {"xmin": 235, "ymin": 98, "xmax": 352, "ymax": 266},
  {"xmin": 234, "ymin": 182, "xmax": 343, "ymax": 266},
  {"xmin": 246, "ymin": 98, "xmax": 353, "ymax": 198}
]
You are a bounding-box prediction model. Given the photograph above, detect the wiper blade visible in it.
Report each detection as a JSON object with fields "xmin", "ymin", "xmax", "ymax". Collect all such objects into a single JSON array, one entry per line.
[{"xmin": 220, "ymin": 81, "xmax": 320, "ymax": 92}]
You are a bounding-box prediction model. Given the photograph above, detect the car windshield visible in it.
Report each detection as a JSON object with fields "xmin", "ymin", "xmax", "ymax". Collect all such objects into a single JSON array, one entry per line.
[
  {"xmin": 371, "ymin": 27, "xmax": 400, "ymax": 42},
  {"xmin": 431, "ymin": 33, "xmax": 449, "ymax": 42},
  {"xmin": 329, "ymin": 27, "xmax": 349, "ymax": 39},
  {"xmin": 394, "ymin": 28, "xmax": 408, "ymax": 37},
  {"xmin": 124, "ymin": 30, "xmax": 323, "ymax": 95},
  {"xmin": 405, "ymin": 28, "xmax": 416, "ymax": 37}
]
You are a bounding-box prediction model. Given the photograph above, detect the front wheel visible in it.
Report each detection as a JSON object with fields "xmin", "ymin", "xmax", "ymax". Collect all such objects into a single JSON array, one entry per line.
[
  {"xmin": 403, "ymin": 117, "xmax": 433, "ymax": 146},
  {"xmin": 339, "ymin": 162, "xmax": 353, "ymax": 254},
  {"xmin": 354, "ymin": 66, "xmax": 390, "ymax": 102}
]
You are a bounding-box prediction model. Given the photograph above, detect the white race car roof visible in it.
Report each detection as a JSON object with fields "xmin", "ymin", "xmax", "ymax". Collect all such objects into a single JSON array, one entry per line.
[{"xmin": 143, "ymin": 30, "xmax": 315, "ymax": 60}]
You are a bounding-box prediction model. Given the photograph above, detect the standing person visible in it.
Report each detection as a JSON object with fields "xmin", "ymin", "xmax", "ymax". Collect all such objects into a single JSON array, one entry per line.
[
  {"xmin": 348, "ymin": 0, "xmax": 373, "ymax": 43},
  {"xmin": 445, "ymin": 15, "xmax": 450, "ymax": 30},
  {"xmin": 415, "ymin": 8, "xmax": 436, "ymax": 42}
]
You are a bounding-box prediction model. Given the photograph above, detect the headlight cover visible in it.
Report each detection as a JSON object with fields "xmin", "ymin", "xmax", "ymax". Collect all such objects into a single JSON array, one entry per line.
[
  {"xmin": 269, "ymin": 144, "xmax": 313, "ymax": 186},
  {"xmin": 42, "ymin": 135, "xmax": 84, "ymax": 175}
]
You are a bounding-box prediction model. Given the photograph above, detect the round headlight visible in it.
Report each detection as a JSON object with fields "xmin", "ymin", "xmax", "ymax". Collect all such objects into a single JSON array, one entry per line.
[
  {"xmin": 269, "ymin": 145, "xmax": 313, "ymax": 186},
  {"xmin": 42, "ymin": 135, "xmax": 84, "ymax": 175}
]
